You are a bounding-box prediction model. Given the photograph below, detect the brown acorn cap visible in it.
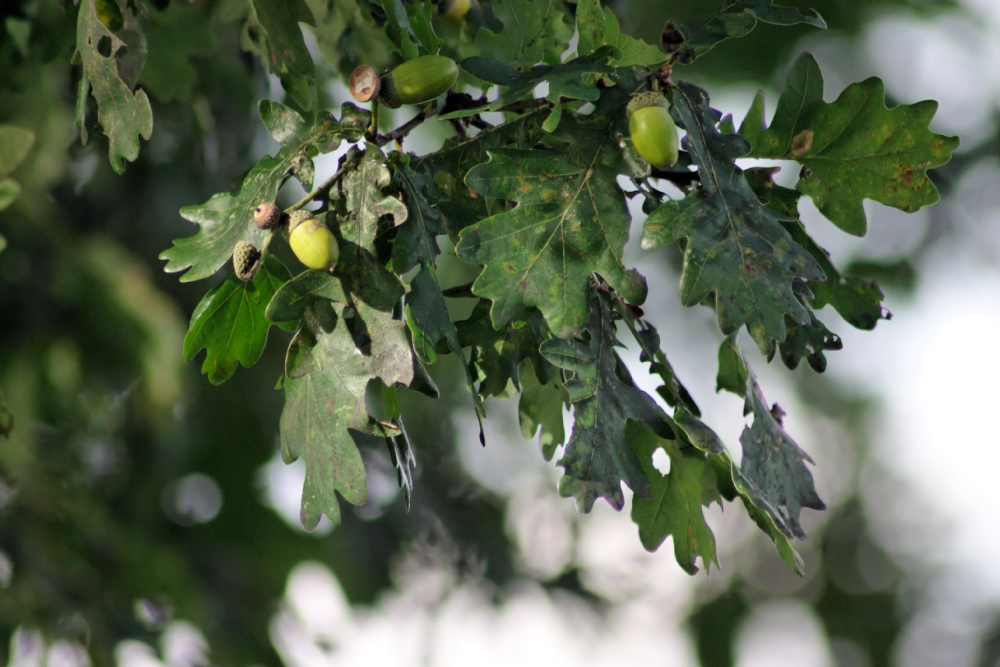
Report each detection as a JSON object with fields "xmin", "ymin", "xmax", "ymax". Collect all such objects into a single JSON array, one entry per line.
[
  {"xmin": 626, "ymin": 92, "xmax": 670, "ymax": 117},
  {"xmin": 287, "ymin": 209, "xmax": 316, "ymax": 233},
  {"xmin": 378, "ymin": 73, "xmax": 402, "ymax": 109},
  {"xmin": 349, "ymin": 65, "xmax": 381, "ymax": 103},
  {"xmin": 253, "ymin": 202, "xmax": 282, "ymax": 230},
  {"xmin": 233, "ymin": 241, "xmax": 261, "ymax": 281}
]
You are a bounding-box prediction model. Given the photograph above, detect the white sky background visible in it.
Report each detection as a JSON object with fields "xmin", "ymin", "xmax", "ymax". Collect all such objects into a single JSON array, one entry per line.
[{"xmin": 25, "ymin": 4, "xmax": 995, "ymax": 667}]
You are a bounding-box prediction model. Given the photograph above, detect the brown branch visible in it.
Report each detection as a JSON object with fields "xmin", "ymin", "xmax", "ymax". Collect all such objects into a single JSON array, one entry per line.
[{"xmin": 376, "ymin": 105, "xmax": 439, "ymax": 147}]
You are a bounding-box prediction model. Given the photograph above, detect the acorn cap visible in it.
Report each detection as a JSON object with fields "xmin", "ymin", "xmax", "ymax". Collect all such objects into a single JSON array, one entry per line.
[
  {"xmin": 349, "ymin": 65, "xmax": 381, "ymax": 103},
  {"xmin": 233, "ymin": 241, "xmax": 262, "ymax": 281},
  {"xmin": 378, "ymin": 72, "xmax": 402, "ymax": 109},
  {"xmin": 626, "ymin": 92, "xmax": 670, "ymax": 117},
  {"xmin": 253, "ymin": 202, "xmax": 282, "ymax": 230},
  {"xmin": 287, "ymin": 209, "xmax": 316, "ymax": 233}
]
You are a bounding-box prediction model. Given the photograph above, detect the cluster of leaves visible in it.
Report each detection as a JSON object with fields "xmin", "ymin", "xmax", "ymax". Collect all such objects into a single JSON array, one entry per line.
[{"xmin": 67, "ymin": 0, "xmax": 958, "ymax": 574}]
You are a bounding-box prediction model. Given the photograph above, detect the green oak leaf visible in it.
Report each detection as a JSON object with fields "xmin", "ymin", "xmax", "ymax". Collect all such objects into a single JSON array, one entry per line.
[
  {"xmin": 335, "ymin": 146, "xmax": 408, "ymax": 251},
  {"xmin": 662, "ymin": 0, "xmax": 825, "ymax": 65},
  {"xmin": 475, "ymin": 0, "xmax": 573, "ymax": 69},
  {"xmin": 183, "ymin": 254, "xmax": 290, "ymax": 384},
  {"xmin": 280, "ymin": 320, "xmax": 371, "ymax": 529},
  {"xmin": 161, "ymin": 102, "xmax": 368, "ymax": 282},
  {"xmin": 714, "ymin": 338, "xmax": 824, "ymax": 538},
  {"xmin": 457, "ymin": 68, "xmax": 648, "ymax": 339},
  {"xmin": 738, "ymin": 52, "xmax": 959, "ymax": 236},
  {"xmin": 139, "ymin": 2, "xmax": 215, "ymax": 102},
  {"xmin": 245, "ymin": 0, "xmax": 316, "ymax": 108},
  {"xmin": 745, "ymin": 166, "xmax": 887, "ymax": 333},
  {"xmin": 0, "ymin": 181, "xmax": 20, "ymax": 211},
  {"xmin": 441, "ymin": 57, "xmax": 614, "ymax": 120},
  {"xmin": 641, "ymin": 80, "xmax": 824, "ymax": 354},
  {"xmin": 369, "ymin": 0, "xmax": 419, "ymax": 60},
  {"xmin": 540, "ymin": 294, "xmax": 671, "ymax": 512},
  {"xmin": 76, "ymin": 0, "xmax": 153, "ymax": 174},
  {"xmin": 281, "ymin": 296, "xmax": 416, "ymax": 528},
  {"xmin": 265, "ymin": 270, "xmax": 346, "ymax": 323},
  {"xmin": 0, "ymin": 126, "xmax": 35, "ymax": 177},
  {"xmin": 0, "ymin": 127, "xmax": 31, "ymax": 211},
  {"xmin": 778, "ymin": 301, "xmax": 842, "ymax": 373},
  {"xmin": 575, "ymin": 0, "xmax": 665, "ymax": 67},
  {"xmin": 410, "ymin": 110, "xmax": 545, "ymax": 236},
  {"xmin": 393, "ymin": 164, "xmax": 484, "ymax": 434},
  {"xmin": 628, "ymin": 421, "xmax": 719, "ymax": 574},
  {"xmin": 455, "ymin": 299, "xmax": 551, "ymax": 399},
  {"xmin": 672, "ymin": 405, "xmax": 804, "ymax": 574},
  {"xmin": 517, "ymin": 360, "xmax": 567, "ymax": 462}
]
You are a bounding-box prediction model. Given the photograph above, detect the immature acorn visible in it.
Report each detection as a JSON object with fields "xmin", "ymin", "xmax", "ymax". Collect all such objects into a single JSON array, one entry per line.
[
  {"xmin": 439, "ymin": 0, "xmax": 472, "ymax": 25},
  {"xmin": 627, "ymin": 92, "xmax": 679, "ymax": 169},
  {"xmin": 233, "ymin": 241, "xmax": 262, "ymax": 281},
  {"xmin": 288, "ymin": 210, "xmax": 340, "ymax": 271},
  {"xmin": 253, "ymin": 202, "xmax": 283, "ymax": 230},
  {"xmin": 378, "ymin": 55, "xmax": 459, "ymax": 109}
]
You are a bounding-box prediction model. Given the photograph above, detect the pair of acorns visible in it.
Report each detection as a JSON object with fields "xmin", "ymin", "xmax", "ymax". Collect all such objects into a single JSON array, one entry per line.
[
  {"xmin": 232, "ymin": 203, "xmax": 339, "ymax": 281},
  {"xmin": 350, "ymin": 55, "xmax": 459, "ymax": 108}
]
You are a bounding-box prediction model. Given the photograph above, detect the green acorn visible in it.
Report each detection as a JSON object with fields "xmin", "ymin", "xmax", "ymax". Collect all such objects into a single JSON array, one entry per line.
[
  {"xmin": 627, "ymin": 92, "xmax": 679, "ymax": 169},
  {"xmin": 379, "ymin": 55, "xmax": 459, "ymax": 109},
  {"xmin": 233, "ymin": 241, "xmax": 261, "ymax": 281},
  {"xmin": 288, "ymin": 211, "xmax": 339, "ymax": 271}
]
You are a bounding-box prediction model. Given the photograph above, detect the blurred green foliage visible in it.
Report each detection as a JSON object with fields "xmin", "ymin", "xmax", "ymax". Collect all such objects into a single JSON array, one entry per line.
[{"xmin": 0, "ymin": 1, "xmax": 982, "ymax": 666}]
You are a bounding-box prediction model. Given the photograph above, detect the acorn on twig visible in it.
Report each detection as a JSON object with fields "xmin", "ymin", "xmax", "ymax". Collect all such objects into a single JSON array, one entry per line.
[
  {"xmin": 349, "ymin": 65, "xmax": 381, "ymax": 103},
  {"xmin": 253, "ymin": 202, "xmax": 283, "ymax": 230},
  {"xmin": 378, "ymin": 55, "xmax": 459, "ymax": 109},
  {"xmin": 288, "ymin": 210, "xmax": 340, "ymax": 271},
  {"xmin": 233, "ymin": 241, "xmax": 262, "ymax": 281},
  {"xmin": 626, "ymin": 92, "xmax": 679, "ymax": 169}
]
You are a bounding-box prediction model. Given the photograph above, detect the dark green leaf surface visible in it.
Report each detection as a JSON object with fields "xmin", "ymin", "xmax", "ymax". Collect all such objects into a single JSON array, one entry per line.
[
  {"xmin": 161, "ymin": 102, "xmax": 368, "ymax": 282},
  {"xmin": 745, "ymin": 167, "xmax": 887, "ymax": 332},
  {"xmin": 411, "ymin": 110, "xmax": 545, "ymax": 236},
  {"xmin": 575, "ymin": 0, "xmax": 664, "ymax": 67},
  {"xmin": 738, "ymin": 358, "xmax": 825, "ymax": 539},
  {"xmin": 628, "ymin": 421, "xmax": 719, "ymax": 574},
  {"xmin": 371, "ymin": 0, "xmax": 419, "ymax": 60},
  {"xmin": 475, "ymin": 0, "xmax": 572, "ymax": 69},
  {"xmin": 664, "ymin": 0, "xmax": 825, "ymax": 65},
  {"xmin": 518, "ymin": 361, "xmax": 567, "ymax": 461},
  {"xmin": 540, "ymin": 295, "xmax": 670, "ymax": 512},
  {"xmin": 457, "ymin": 69, "xmax": 648, "ymax": 339},
  {"xmin": 266, "ymin": 270, "xmax": 346, "ymax": 323},
  {"xmin": 456, "ymin": 299, "xmax": 550, "ymax": 398},
  {"xmin": 76, "ymin": 0, "xmax": 153, "ymax": 173},
  {"xmin": 139, "ymin": 2, "xmax": 215, "ymax": 102},
  {"xmin": 392, "ymin": 165, "xmax": 484, "ymax": 427},
  {"xmin": 183, "ymin": 254, "xmax": 290, "ymax": 384},
  {"xmin": 642, "ymin": 81, "xmax": 824, "ymax": 353},
  {"xmin": 738, "ymin": 53, "xmax": 959, "ymax": 235},
  {"xmin": 672, "ymin": 404, "xmax": 804, "ymax": 573}
]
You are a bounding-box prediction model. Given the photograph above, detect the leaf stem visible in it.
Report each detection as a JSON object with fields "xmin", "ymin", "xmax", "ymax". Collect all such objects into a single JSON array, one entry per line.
[{"xmin": 286, "ymin": 162, "xmax": 350, "ymax": 213}]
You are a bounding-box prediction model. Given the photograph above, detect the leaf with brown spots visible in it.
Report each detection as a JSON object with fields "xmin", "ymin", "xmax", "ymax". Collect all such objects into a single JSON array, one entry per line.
[
  {"xmin": 540, "ymin": 293, "xmax": 671, "ymax": 513},
  {"xmin": 457, "ymin": 67, "xmax": 647, "ymax": 339},
  {"xmin": 738, "ymin": 52, "xmax": 959, "ymax": 236},
  {"xmin": 642, "ymin": 81, "xmax": 824, "ymax": 355}
]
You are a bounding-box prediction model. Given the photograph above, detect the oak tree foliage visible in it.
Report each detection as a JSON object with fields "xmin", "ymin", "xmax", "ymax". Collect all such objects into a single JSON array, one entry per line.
[{"xmin": 58, "ymin": 0, "xmax": 957, "ymax": 576}]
